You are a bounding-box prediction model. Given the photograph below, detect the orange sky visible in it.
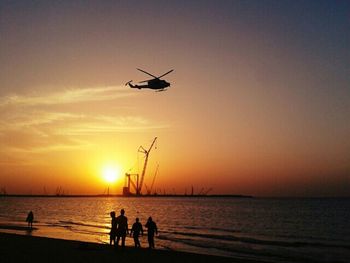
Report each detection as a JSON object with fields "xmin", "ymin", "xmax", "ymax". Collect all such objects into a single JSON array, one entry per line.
[{"xmin": 0, "ymin": 1, "xmax": 349, "ymax": 196}]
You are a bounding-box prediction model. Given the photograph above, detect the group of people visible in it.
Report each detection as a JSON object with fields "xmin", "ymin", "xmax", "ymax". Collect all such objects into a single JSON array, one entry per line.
[
  {"xmin": 26, "ymin": 209, "xmax": 158, "ymax": 249},
  {"xmin": 110, "ymin": 209, "xmax": 158, "ymax": 249}
]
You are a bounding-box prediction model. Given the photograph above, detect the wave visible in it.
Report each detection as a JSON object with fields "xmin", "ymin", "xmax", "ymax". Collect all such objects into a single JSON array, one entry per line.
[
  {"xmin": 182, "ymin": 225, "xmax": 240, "ymax": 233},
  {"xmin": 157, "ymin": 234, "xmax": 296, "ymax": 262},
  {"xmin": 158, "ymin": 234, "xmax": 350, "ymax": 263},
  {"xmin": 0, "ymin": 224, "xmax": 38, "ymax": 231},
  {"xmin": 58, "ymin": 220, "xmax": 109, "ymax": 230},
  {"xmin": 160, "ymin": 230, "xmax": 350, "ymax": 250},
  {"xmin": 45, "ymin": 221, "xmax": 107, "ymax": 236}
]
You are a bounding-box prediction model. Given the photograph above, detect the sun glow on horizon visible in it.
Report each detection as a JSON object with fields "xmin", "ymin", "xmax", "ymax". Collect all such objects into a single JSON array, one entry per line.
[{"xmin": 102, "ymin": 165, "xmax": 121, "ymax": 184}]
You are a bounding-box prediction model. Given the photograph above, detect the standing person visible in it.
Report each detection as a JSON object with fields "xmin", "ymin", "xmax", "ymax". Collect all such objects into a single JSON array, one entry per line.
[
  {"xmin": 26, "ymin": 211, "xmax": 34, "ymax": 229},
  {"xmin": 115, "ymin": 209, "xmax": 128, "ymax": 248},
  {"xmin": 109, "ymin": 211, "xmax": 117, "ymax": 245},
  {"xmin": 130, "ymin": 218, "xmax": 143, "ymax": 248},
  {"xmin": 145, "ymin": 217, "xmax": 158, "ymax": 249}
]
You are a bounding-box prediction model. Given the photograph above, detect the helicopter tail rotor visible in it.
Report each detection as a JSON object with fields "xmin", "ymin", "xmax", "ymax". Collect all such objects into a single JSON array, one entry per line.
[{"xmin": 125, "ymin": 80, "xmax": 133, "ymax": 86}]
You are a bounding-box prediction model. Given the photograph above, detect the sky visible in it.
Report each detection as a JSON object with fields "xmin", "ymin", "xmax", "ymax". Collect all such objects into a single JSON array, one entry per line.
[{"xmin": 0, "ymin": 0, "xmax": 349, "ymax": 196}]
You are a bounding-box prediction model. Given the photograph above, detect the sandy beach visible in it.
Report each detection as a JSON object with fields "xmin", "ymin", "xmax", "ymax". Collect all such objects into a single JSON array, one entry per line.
[{"xmin": 0, "ymin": 233, "xmax": 266, "ymax": 263}]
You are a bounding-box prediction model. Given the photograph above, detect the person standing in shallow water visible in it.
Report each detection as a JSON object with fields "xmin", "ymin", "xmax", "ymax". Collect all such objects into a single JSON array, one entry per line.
[
  {"xmin": 115, "ymin": 209, "xmax": 128, "ymax": 248},
  {"xmin": 109, "ymin": 211, "xmax": 117, "ymax": 245},
  {"xmin": 26, "ymin": 211, "xmax": 34, "ymax": 229},
  {"xmin": 130, "ymin": 218, "xmax": 143, "ymax": 248},
  {"xmin": 145, "ymin": 217, "xmax": 158, "ymax": 249}
]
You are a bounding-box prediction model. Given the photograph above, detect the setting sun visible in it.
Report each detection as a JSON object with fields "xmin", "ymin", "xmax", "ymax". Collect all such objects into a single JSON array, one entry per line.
[{"xmin": 102, "ymin": 166, "xmax": 121, "ymax": 183}]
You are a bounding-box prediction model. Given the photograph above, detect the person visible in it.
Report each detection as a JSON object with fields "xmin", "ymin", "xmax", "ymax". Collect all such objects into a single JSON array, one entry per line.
[
  {"xmin": 130, "ymin": 218, "xmax": 143, "ymax": 248},
  {"xmin": 109, "ymin": 211, "xmax": 117, "ymax": 245},
  {"xmin": 26, "ymin": 211, "xmax": 34, "ymax": 229},
  {"xmin": 115, "ymin": 209, "xmax": 128, "ymax": 248},
  {"xmin": 145, "ymin": 216, "xmax": 158, "ymax": 249}
]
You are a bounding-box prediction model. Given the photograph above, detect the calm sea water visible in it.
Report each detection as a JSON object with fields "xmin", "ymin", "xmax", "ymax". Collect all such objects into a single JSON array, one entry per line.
[{"xmin": 0, "ymin": 197, "xmax": 349, "ymax": 262}]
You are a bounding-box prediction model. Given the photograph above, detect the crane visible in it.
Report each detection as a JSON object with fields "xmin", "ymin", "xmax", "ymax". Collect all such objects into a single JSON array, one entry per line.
[
  {"xmin": 137, "ymin": 137, "xmax": 157, "ymax": 195},
  {"xmin": 145, "ymin": 164, "xmax": 159, "ymax": 195},
  {"xmin": 123, "ymin": 173, "xmax": 139, "ymax": 196},
  {"xmin": 149, "ymin": 164, "xmax": 159, "ymax": 195}
]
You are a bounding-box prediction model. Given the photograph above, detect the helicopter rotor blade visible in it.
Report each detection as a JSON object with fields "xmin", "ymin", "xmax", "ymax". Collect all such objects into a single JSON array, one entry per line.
[
  {"xmin": 137, "ymin": 68, "xmax": 158, "ymax": 78},
  {"xmin": 157, "ymin": 69, "xmax": 174, "ymax": 79}
]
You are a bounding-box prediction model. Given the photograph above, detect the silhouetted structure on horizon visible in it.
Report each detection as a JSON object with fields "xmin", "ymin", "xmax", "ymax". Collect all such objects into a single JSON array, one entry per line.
[{"xmin": 123, "ymin": 137, "xmax": 157, "ymax": 196}]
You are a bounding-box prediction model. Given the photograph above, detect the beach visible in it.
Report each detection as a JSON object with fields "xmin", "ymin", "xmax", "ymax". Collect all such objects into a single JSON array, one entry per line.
[
  {"xmin": 1, "ymin": 197, "xmax": 349, "ymax": 262},
  {"xmin": 0, "ymin": 232, "xmax": 262, "ymax": 263}
]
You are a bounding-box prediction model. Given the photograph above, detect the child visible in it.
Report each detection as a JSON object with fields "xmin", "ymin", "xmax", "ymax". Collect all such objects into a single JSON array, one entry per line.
[
  {"xmin": 130, "ymin": 218, "xmax": 143, "ymax": 248},
  {"xmin": 145, "ymin": 217, "xmax": 158, "ymax": 248}
]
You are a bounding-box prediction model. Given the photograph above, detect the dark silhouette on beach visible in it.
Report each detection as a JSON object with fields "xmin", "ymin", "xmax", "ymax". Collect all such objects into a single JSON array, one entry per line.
[
  {"xmin": 145, "ymin": 217, "xmax": 158, "ymax": 248},
  {"xmin": 130, "ymin": 218, "xmax": 143, "ymax": 248},
  {"xmin": 115, "ymin": 209, "xmax": 128, "ymax": 248},
  {"xmin": 109, "ymin": 211, "xmax": 117, "ymax": 245},
  {"xmin": 26, "ymin": 211, "xmax": 34, "ymax": 229}
]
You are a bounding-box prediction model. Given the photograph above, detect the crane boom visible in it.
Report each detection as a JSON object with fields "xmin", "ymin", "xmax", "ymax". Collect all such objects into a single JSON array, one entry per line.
[
  {"xmin": 150, "ymin": 164, "xmax": 159, "ymax": 194},
  {"xmin": 137, "ymin": 137, "xmax": 157, "ymax": 195}
]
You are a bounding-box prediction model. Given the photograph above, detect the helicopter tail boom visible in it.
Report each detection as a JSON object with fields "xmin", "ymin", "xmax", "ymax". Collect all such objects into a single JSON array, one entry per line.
[{"xmin": 126, "ymin": 81, "xmax": 145, "ymax": 89}]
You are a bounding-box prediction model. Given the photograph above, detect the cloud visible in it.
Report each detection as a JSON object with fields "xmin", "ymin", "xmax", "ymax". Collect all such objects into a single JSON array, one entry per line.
[
  {"xmin": 0, "ymin": 111, "xmax": 168, "ymax": 135},
  {"xmin": 0, "ymin": 86, "xmax": 134, "ymax": 107},
  {"xmin": 56, "ymin": 115, "xmax": 169, "ymax": 135},
  {"xmin": 0, "ymin": 86, "xmax": 169, "ymax": 155}
]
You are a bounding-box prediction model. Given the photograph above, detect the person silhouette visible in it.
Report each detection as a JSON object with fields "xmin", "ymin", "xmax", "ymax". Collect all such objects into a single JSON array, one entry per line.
[
  {"xmin": 115, "ymin": 209, "xmax": 128, "ymax": 248},
  {"xmin": 109, "ymin": 211, "xmax": 117, "ymax": 245},
  {"xmin": 145, "ymin": 216, "xmax": 158, "ymax": 249},
  {"xmin": 26, "ymin": 211, "xmax": 34, "ymax": 229},
  {"xmin": 130, "ymin": 218, "xmax": 143, "ymax": 248}
]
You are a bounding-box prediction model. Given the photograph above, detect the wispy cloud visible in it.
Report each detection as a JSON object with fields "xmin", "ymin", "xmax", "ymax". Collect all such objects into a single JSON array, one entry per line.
[
  {"xmin": 0, "ymin": 86, "xmax": 169, "ymax": 155},
  {"xmin": 0, "ymin": 86, "xmax": 133, "ymax": 107},
  {"xmin": 0, "ymin": 111, "xmax": 168, "ymax": 135},
  {"xmin": 56, "ymin": 115, "xmax": 169, "ymax": 135}
]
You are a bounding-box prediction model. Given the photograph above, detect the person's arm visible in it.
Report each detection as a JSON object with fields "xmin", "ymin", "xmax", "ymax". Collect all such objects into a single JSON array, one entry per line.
[{"xmin": 155, "ymin": 223, "xmax": 158, "ymax": 235}]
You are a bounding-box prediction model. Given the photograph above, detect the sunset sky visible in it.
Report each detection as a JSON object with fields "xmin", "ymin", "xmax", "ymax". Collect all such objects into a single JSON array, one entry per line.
[{"xmin": 0, "ymin": 1, "xmax": 349, "ymax": 196}]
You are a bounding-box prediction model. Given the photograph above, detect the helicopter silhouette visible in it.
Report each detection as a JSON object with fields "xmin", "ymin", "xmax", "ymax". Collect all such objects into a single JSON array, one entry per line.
[{"xmin": 125, "ymin": 68, "xmax": 174, "ymax": 92}]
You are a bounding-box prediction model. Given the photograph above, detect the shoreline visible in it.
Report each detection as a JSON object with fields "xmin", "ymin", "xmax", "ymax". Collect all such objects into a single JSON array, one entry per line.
[
  {"xmin": 0, "ymin": 194, "xmax": 253, "ymax": 198},
  {"xmin": 0, "ymin": 232, "xmax": 265, "ymax": 263}
]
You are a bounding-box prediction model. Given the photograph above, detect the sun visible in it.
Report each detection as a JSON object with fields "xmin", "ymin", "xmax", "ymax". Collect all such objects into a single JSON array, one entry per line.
[{"xmin": 102, "ymin": 166, "xmax": 121, "ymax": 183}]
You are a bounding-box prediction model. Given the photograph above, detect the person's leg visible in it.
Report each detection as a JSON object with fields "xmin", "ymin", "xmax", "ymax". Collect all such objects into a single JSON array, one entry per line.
[
  {"xmin": 148, "ymin": 235, "xmax": 152, "ymax": 248},
  {"xmin": 116, "ymin": 235, "xmax": 120, "ymax": 247},
  {"xmin": 151, "ymin": 236, "xmax": 155, "ymax": 248},
  {"xmin": 137, "ymin": 237, "xmax": 141, "ymax": 248},
  {"xmin": 121, "ymin": 235, "xmax": 126, "ymax": 247}
]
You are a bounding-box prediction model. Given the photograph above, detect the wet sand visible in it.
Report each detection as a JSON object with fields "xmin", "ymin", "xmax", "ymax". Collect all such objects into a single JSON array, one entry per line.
[{"xmin": 0, "ymin": 233, "xmax": 266, "ymax": 263}]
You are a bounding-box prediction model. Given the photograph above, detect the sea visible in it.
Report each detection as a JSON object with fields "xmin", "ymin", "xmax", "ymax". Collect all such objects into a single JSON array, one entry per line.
[{"xmin": 0, "ymin": 197, "xmax": 349, "ymax": 263}]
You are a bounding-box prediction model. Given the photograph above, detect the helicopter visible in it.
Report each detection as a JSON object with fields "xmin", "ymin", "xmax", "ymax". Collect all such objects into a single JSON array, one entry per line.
[{"xmin": 125, "ymin": 68, "xmax": 174, "ymax": 92}]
